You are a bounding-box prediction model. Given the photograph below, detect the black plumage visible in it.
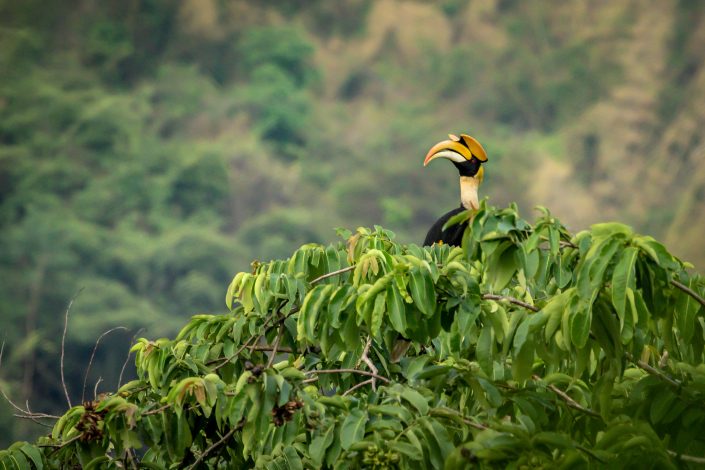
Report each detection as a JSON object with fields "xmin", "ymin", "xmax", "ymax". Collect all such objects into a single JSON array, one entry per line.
[{"xmin": 423, "ymin": 205, "xmax": 468, "ymax": 246}]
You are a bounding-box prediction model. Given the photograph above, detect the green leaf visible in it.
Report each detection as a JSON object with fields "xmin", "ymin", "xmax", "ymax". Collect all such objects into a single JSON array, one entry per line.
[
  {"xmin": 340, "ymin": 408, "xmax": 368, "ymax": 450},
  {"xmin": 370, "ymin": 293, "xmax": 386, "ymax": 336},
  {"xmin": 675, "ymin": 278, "xmax": 702, "ymax": 343},
  {"xmin": 394, "ymin": 441, "xmax": 423, "ymax": 461},
  {"xmin": 543, "ymin": 288, "xmax": 574, "ymax": 343},
  {"xmin": 477, "ymin": 324, "xmax": 494, "ymax": 376},
  {"xmin": 18, "ymin": 444, "xmax": 43, "ymax": 470},
  {"xmin": 409, "ymin": 268, "xmax": 436, "ymax": 316},
  {"xmin": 84, "ymin": 456, "xmax": 109, "ymax": 470},
  {"xmin": 611, "ymin": 247, "xmax": 638, "ymax": 329},
  {"xmin": 401, "ymin": 388, "xmax": 429, "ymax": 415},
  {"xmin": 283, "ymin": 447, "xmax": 303, "ymax": 470},
  {"xmin": 512, "ymin": 334, "xmax": 534, "ymax": 382},
  {"xmin": 569, "ymin": 302, "xmax": 591, "ymax": 349},
  {"xmin": 387, "ymin": 285, "xmax": 407, "ymax": 334},
  {"xmin": 489, "ymin": 245, "xmax": 517, "ymax": 291}
]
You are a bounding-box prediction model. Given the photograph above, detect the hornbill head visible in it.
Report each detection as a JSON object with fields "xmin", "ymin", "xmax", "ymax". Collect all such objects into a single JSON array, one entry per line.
[{"xmin": 423, "ymin": 133, "xmax": 488, "ymax": 210}]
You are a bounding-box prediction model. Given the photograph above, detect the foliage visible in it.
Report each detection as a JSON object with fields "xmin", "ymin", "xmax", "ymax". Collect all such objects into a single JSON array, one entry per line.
[
  {"xmin": 3, "ymin": 0, "xmax": 705, "ymax": 447},
  {"xmin": 5, "ymin": 202, "xmax": 705, "ymax": 468}
]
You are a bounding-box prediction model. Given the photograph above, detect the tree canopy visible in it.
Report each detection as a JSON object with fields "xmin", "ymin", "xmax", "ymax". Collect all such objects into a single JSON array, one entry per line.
[{"xmin": 3, "ymin": 202, "xmax": 705, "ymax": 468}]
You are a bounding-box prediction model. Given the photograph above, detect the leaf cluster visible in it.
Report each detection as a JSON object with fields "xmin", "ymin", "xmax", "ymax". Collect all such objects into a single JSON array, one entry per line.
[{"xmin": 4, "ymin": 202, "xmax": 705, "ymax": 468}]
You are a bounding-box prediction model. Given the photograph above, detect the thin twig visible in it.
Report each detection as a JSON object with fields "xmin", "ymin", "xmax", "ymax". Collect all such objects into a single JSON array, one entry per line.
[
  {"xmin": 626, "ymin": 353, "xmax": 681, "ymax": 389},
  {"xmin": 482, "ymin": 294, "xmax": 539, "ymax": 312},
  {"xmin": 118, "ymin": 328, "xmax": 145, "ymax": 389},
  {"xmin": 212, "ymin": 313, "xmax": 276, "ymax": 370},
  {"xmin": 82, "ymin": 326, "xmax": 128, "ymax": 402},
  {"xmin": 667, "ymin": 450, "xmax": 705, "ymax": 464},
  {"xmin": 304, "ymin": 368, "xmax": 390, "ymax": 383},
  {"xmin": 93, "ymin": 377, "xmax": 103, "ymax": 400},
  {"xmin": 186, "ymin": 425, "xmax": 241, "ymax": 470},
  {"xmin": 213, "ymin": 306, "xmax": 300, "ymax": 370},
  {"xmin": 0, "ymin": 342, "xmax": 60, "ymax": 424},
  {"xmin": 533, "ymin": 375, "xmax": 600, "ymax": 418},
  {"xmin": 250, "ymin": 345, "xmax": 294, "ymax": 353},
  {"xmin": 429, "ymin": 407, "xmax": 488, "ymax": 430},
  {"xmin": 671, "ymin": 280, "xmax": 705, "ymax": 309},
  {"xmin": 61, "ymin": 289, "xmax": 84, "ymax": 408},
  {"xmin": 310, "ymin": 266, "xmax": 355, "ymax": 285},
  {"xmin": 13, "ymin": 415, "xmax": 54, "ymax": 427},
  {"xmin": 358, "ymin": 337, "xmax": 379, "ymax": 391},
  {"xmin": 266, "ymin": 327, "xmax": 283, "ymax": 369},
  {"xmin": 142, "ymin": 404, "xmax": 170, "ymax": 416},
  {"xmin": 38, "ymin": 434, "xmax": 81, "ymax": 449},
  {"xmin": 342, "ymin": 378, "xmax": 374, "ymax": 396}
]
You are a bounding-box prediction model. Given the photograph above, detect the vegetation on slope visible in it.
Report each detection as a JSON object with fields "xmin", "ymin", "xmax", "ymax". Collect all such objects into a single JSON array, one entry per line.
[
  {"xmin": 2, "ymin": 0, "xmax": 705, "ymax": 445},
  {"xmin": 3, "ymin": 203, "xmax": 705, "ymax": 468}
]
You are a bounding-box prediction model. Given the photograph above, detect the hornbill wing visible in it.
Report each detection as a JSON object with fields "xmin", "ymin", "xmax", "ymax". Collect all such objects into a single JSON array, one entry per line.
[{"xmin": 423, "ymin": 206, "xmax": 468, "ymax": 246}]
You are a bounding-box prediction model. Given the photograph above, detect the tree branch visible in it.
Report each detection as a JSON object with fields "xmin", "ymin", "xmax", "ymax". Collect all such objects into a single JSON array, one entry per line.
[
  {"xmin": 186, "ymin": 423, "xmax": 242, "ymax": 470},
  {"xmin": 304, "ymin": 368, "xmax": 390, "ymax": 383},
  {"xmin": 667, "ymin": 450, "xmax": 705, "ymax": 464},
  {"xmin": 310, "ymin": 266, "xmax": 355, "ymax": 285},
  {"xmin": 118, "ymin": 328, "xmax": 145, "ymax": 389},
  {"xmin": 670, "ymin": 279, "xmax": 705, "ymax": 310},
  {"xmin": 342, "ymin": 378, "xmax": 374, "ymax": 396},
  {"xmin": 0, "ymin": 341, "xmax": 60, "ymax": 426},
  {"xmin": 429, "ymin": 407, "xmax": 488, "ymax": 430},
  {"xmin": 482, "ymin": 294, "xmax": 539, "ymax": 312},
  {"xmin": 61, "ymin": 290, "xmax": 84, "ymax": 408},
  {"xmin": 625, "ymin": 353, "xmax": 682, "ymax": 389},
  {"xmin": 82, "ymin": 326, "xmax": 128, "ymax": 403},
  {"xmin": 357, "ymin": 337, "xmax": 379, "ymax": 391},
  {"xmin": 533, "ymin": 375, "xmax": 600, "ymax": 418},
  {"xmin": 266, "ymin": 327, "xmax": 283, "ymax": 369}
]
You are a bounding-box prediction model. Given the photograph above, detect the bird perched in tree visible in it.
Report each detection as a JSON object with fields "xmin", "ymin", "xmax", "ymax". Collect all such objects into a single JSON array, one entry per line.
[{"xmin": 422, "ymin": 133, "xmax": 488, "ymax": 246}]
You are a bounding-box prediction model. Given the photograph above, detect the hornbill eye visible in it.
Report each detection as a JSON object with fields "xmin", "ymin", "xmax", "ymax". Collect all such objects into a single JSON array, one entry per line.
[{"xmin": 453, "ymin": 155, "xmax": 482, "ymax": 177}]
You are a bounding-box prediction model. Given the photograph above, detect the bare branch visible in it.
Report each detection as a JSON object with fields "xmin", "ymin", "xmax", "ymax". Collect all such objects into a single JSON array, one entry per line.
[
  {"xmin": 250, "ymin": 345, "xmax": 293, "ymax": 353},
  {"xmin": 358, "ymin": 337, "xmax": 379, "ymax": 391},
  {"xmin": 482, "ymin": 294, "xmax": 539, "ymax": 312},
  {"xmin": 668, "ymin": 450, "xmax": 705, "ymax": 464},
  {"xmin": 118, "ymin": 327, "xmax": 145, "ymax": 389},
  {"xmin": 186, "ymin": 423, "xmax": 243, "ymax": 470},
  {"xmin": 13, "ymin": 415, "xmax": 54, "ymax": 427},
  {"xmin": 342, "ymin": 378, "xmax": 374, "ymax": 396},
  {"xmin": 304, "ymin": 368, "xmax": 390, "ymax": 383},
  {"xmin": 627, "ymin": 354, "xmax": 681, "ymax": 389},
  {"xmin": 82, "ymin": 326, "xmax": 128, "ymax": 403},
  {"xmin": 61, "ymin": 289, "xmax": 84, "ymax": 408},
  {"xmin": 310, "ymin": 266, "xmax": 355, "ymax": 285},
  {"xmin": 671, "ymin": 279, "xmax": 705, "ymax": 310},
  {"xmin": 429, "ymin": 407, "xmax": 488, "ymax": 430},
  {"xmin": 142, "ymin": 404, "xmax": 170, "ymax": 416},
  {"xmin": 266, "ymin": 327, "xmax": 284, "ymax": 369},
  {"xmin": 93, "ymin": 377, "xmax": 103, "ymax": 400},
  {"xmin": 1, "ymin": 341, "xmax": 61, "ymax": 426}
]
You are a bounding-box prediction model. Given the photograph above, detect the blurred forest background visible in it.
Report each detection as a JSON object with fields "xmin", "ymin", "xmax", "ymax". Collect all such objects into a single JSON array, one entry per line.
[{"xmin": 1, "ymin": 0, "xmax": 704, "ymax": 445}]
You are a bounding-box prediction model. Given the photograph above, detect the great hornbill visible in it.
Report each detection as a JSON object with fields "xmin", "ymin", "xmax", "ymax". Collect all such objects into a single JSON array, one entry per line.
[{"xmin": 422, "ymin": 133, "xmax": 488, "ymax": 246}]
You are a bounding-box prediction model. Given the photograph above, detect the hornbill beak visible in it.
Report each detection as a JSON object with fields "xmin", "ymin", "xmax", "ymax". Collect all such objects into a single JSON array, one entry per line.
[{"xmin": 423, "ymin": 133, "xmax": 488, "ymax": 166}]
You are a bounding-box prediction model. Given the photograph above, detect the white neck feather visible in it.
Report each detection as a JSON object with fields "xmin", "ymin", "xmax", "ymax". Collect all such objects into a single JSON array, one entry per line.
[{"xmin": 460, "ymin": 176, "xmax": 480, "ymax": 210}]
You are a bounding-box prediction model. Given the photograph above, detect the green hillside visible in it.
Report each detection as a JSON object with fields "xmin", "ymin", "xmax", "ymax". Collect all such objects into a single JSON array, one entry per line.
[{"xmin": 1, "ymin": 0, "xmax": 704, "ymax": 445}]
